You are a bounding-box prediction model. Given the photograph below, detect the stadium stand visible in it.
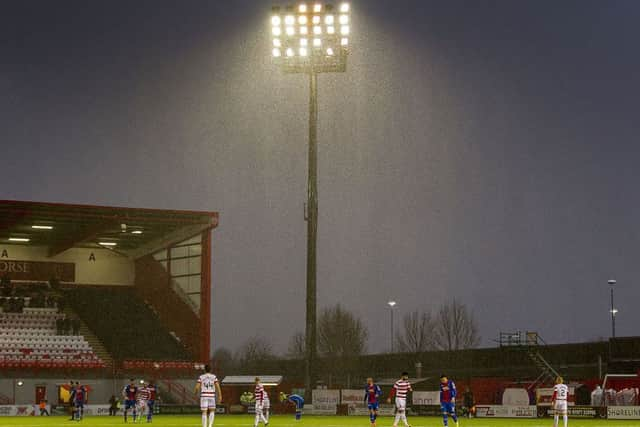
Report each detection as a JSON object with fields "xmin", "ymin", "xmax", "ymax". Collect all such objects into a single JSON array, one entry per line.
[
  {"xmin": 0, "ymin": 307, "xmax": 104, "ymax": 369},
  {"xmin": 65, "ymin": 286, "xmax": 191, "ymax": 361}
]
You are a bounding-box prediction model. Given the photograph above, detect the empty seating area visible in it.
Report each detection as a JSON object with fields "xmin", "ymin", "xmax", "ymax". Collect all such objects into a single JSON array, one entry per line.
[
  {"xmin": 66, "ymin": 286, "xmax": 191, "ymax": 362},
  {"xmin": 0, "ymin": 307, "xmax": 105, "ymax": 369}
]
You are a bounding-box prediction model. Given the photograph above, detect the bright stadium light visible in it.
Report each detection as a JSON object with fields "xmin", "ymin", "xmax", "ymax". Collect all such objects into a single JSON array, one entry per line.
[
  {"xmin": 131, "ymin": 230, "xmax": 143, "ymax": 235},
  {"xmin": 32, "ymin": 225, "xmax": 53, "ymax": 230},
  {"xmin": 270, "ymin": 1, "xmax": 351, "ymax": 401},
  {"xmin": 99, "ymin": 242, "xmax": 117, "ymax": 247},
  {"xmin": 9, "ymin": 237, "xmax": 29, "ymax": 242}
]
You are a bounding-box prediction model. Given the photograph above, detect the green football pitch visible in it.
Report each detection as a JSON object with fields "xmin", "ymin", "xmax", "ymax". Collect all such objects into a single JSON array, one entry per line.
[{"xmin": 0, "ymin": 415, "xmax": 637, "ymax": 427}]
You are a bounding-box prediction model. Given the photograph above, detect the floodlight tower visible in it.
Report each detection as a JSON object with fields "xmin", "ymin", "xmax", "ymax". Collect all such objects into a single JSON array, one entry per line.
[{"xmin": 270, "ymin": 2, "xmax": 350, "ymax": 399}]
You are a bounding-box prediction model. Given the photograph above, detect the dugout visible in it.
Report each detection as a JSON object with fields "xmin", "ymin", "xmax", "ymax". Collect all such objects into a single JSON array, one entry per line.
[{"xmin": 0, "ymin": 199, "xmax": 218, "ymax": 369}]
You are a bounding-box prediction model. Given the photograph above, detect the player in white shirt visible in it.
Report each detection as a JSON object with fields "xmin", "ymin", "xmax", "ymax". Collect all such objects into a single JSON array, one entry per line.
[
  {"xmin": 195, "ymin": 365, "xmax": 223, "ymax": 427},
  {"xmin": 253, "ymin": 377, "xmax": 269, "ymax": 427},
  {"xmin": 387, "ymin": 372, "xmax": 412, "ymax": 427},
  {"xmin": 551, "ymin": 376, "xmax": 569, "ymax": 427}
]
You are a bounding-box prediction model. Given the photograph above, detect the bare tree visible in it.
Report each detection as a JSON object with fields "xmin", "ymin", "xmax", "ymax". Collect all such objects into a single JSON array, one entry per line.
[
  {"xmin": 211, "ymin": 347, "xmax": 235, "ymax": 374},
  {"xmin": 318, "ymin": 304, "xmax": 368, "ymax": 357},
  {"xmin": 236, "ymin": 336, "xmax": 274, "ymax": 371},
  {"xmin": 287, "ymin": 331, "xmax": 306, "ymax": 359},
  {"xmin": 433, "ymin": 299, "xmax": 480, "ymax": 351},
  {"xmin": 396, "ymin": 310, "xmax": 436, "ymax": 353}
]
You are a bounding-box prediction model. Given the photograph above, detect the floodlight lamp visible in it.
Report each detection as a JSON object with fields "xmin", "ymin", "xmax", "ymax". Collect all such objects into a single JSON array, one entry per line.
[
  {"xmin": 9, "ymin": 237, "xmax": 29, "ymax": 242},
  {"xmin": 32, "ymin": 225, "xmax": 53, "ymax": 230},
  {"xmin": 299, "ymin": 4, "xmax": 307, "ymax": 13},
  {"xmin": 340, "ymin": 25, "xmax": 349, "ymax": 35},
  {"xmin": 341, "ymin": 37, "xmax": 348, "ymax": 46},
  {"xmin": 327, "ymin": 26, "xmax": 335, "ymax": 34},
  {"xmin": 300, "ymin": 26, "xmax": 308, "ymax": 35},
  {"xmin": 273, "ymin": 38, "xmax": 281, "ymax": 47},
  {"xmin": 299, "ymin": 47, "xmax": 308, "ymax": 57},
  {"xmin": 285, "ymin": 15, "xmax": 295, "ymax": 25},
  {"xmin": 313, "ymin": 3, "xmax": 322, "ymax": 12},
  {"xmin": 272, "ymin": 27, "xmax": 281, "ymax": 36},
  {"xmin": 313, "ymin": 38, "xmax": 322, "ymax": 47},
  {"xmin": 286, "ymin": 47, "xmax": 294, "ymax": 57},
  {"xmin": 271, "ymin": 16, "xmax": 281, "ymax": 26},
  {"xmin": 286, "ymin": 26, "xmax": 295, "ymax": 36},
  {"xmin": 272, "ymin": 47, "xmax": 281, "ymax": 57},
  {"xmin": 325, "ymin": 15, "xmax": 334, "ymax": 25},
  {"xmin": 340, "ymin": 3, "xmax": 350, "ymax": 13},
  {"xmin": 326, "ymin": 47, "xmax": 334, "ymax": 56},
  {"xmin": 298, "ymin": 15, "xmax": 308, "ymax": 25},
  {"xmin": 313, "ymin": 25, "xmax": 322, "ymax": 35},
  {"xmin": 339, "ymin": 14, "xmax": 349, "ymax": 25},
  {"xmin": 312, "ymin": 15, "xmax": 321, "ymax": 24},
  {"xmin": 300, "ymin": 38, "xmax": 308, "ymax": 46}
]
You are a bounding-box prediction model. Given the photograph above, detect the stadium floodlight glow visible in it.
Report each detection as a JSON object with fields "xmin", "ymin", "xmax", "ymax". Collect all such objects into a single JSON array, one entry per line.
[
  {"xmin": 9, "ymin": 237, "xmax": 29, "ymax": 242},
  {"xmin": 270, "ymin": 2, "xmax": 351, "ymax": 398},
  {"xmin": 99, "ymin": 242, "xmax": 117, "ymax": 247},
  {"xmin": 388, "ymin": 301, "xmax": 397, "ymax": 307},
  {"xmin": 32, "ymin": 225, "xmax": 53, "ymax": 230},
  {"xmin": 17, "ymin": 381, "xmax": 24, "ymax": 387},
  {"xmin": 271, "ymin": 15, "xmax": 281, "ymax": 26},
  {"xmin": 131, "ymin": 230, "xmax": 143, "ymax": 235},
  {"xmin": 610, "ymin": 308, "xmax": 619, "ymax": 315}
]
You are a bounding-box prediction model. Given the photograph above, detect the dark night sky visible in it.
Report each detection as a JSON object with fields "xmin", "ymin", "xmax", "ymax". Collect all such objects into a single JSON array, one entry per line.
[{"xmin": 1, "ymin": 1, "xmax": 639, "ymax": 354}]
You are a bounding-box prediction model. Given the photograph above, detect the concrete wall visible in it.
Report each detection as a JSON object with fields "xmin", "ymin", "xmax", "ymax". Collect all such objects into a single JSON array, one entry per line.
[{"xmin": 0, "ymin": 244, "xmax": 134, "ymax": 286}]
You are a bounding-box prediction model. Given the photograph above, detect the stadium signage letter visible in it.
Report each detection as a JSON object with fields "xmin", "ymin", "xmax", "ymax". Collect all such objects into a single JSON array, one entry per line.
[{"xmin": 0, "ymin": 260, "xmax": 75, "ymax": 282}]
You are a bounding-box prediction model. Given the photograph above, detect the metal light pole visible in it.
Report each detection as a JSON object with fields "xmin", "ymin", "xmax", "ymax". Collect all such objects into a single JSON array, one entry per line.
[
  {"xmin": 270, "ymin": 2, "xmax": 351, "ymax": 400},
  {"xmin": 608, "ymin": 279, "xmax": 617, "ymax": 338},
  {"xmin": 388, "ymin": 301, "xmax": 396, "ymax": 353}
]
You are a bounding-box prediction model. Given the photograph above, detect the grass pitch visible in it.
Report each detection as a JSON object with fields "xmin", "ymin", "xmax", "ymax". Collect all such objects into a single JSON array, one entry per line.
[{"xmin": 0, "ymin": 414, "xmax": 638, "ymax": 427}]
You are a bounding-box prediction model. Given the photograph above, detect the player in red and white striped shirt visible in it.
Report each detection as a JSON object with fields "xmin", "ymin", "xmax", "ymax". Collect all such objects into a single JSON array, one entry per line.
[
  {"xmin": 136, "ymin": 381, "xmax": 150, "ymax": 422},
  {"xmin": 387, "ymin": 372, "xmax": 412, "ymax": 427},
  {"xmin": 253, "ymin": 377, "xmax": 269, "ymax": 427},
  {"xmin": 195, "ymin": 365, "xmax": 222, "ymax": 427}
]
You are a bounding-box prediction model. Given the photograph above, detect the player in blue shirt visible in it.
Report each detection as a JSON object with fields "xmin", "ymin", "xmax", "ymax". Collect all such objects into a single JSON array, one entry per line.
[
  {"xmin": 364, "ymin": 377, "xmax": 383, "ymax": 427},
  {"xmin": 122, "ymin": 379, "xmax": 139, "ymax": 423},
  {"xmin": 287, "ymin": 394, "xmax": 304, "ymax": 420},
  {"xmin": 439, "ymin": 374, "xmax": 459, "ymax": 427},
  {"xmin": 74, "ymin": 382, "xmax": 86, "ymax": 421}
]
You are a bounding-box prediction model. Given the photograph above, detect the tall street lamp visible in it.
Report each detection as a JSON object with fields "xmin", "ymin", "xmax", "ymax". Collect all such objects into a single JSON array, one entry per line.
[
  {"xmin": 608, "ymin": 279, "xmax": 617, "ymax": 338},
  {"xmin": 270, "ymin": 2, "xmax": 351, "ymax": 399},
  {"xmin": 388, "ymin": 301, "xmax": 396, "ymax": 353}
]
